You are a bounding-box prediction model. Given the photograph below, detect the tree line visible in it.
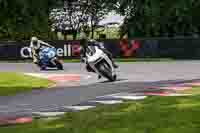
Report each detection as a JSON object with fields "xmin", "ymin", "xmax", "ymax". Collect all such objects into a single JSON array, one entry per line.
[{"xmin": 0, "ymin": 0, "xmax": 199, "ymax": 40}]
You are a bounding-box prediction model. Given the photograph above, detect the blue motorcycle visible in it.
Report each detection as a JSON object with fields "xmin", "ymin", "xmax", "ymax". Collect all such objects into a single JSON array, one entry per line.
[{"xmin": 37, "ymin": 47, "xmax": 63, "ymax": 70}]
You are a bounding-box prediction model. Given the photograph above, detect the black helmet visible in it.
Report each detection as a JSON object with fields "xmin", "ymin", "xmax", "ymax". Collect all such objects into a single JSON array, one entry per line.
[{"xmin": 80, "ymin": 32, "xmax": 88, "ymax": 47}]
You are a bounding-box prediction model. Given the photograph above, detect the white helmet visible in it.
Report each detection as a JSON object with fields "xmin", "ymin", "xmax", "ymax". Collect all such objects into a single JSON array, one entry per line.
[{"xmin": 31, "ymin": 36, "xmax": 40, "ymax": 49}]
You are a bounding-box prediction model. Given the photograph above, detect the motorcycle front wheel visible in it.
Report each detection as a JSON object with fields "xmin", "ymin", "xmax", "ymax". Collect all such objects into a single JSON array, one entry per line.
[
  {"xmin": 55, "ymin": 59, "xmax": 64, "ymax": 70},
  {"xmin": 36, "ymin": 60, "xmax": 46, "ymax": 71},
  {"xmin": 97, "ymin": 62, "xmax": 116, "ymax": 82}
]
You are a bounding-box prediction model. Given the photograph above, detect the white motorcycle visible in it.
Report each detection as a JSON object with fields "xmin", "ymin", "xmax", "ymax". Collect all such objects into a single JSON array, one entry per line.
[{"xmin": 85, "ymin": 46, "xmax": 117, "ymax": 82}]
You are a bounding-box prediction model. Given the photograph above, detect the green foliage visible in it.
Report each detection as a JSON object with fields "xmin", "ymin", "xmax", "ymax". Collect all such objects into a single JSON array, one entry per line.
[
  {"xmin": 0, "ymin": 0, "xmax": 58, "ymax": 40},
  {"xmin": 0, "ymin": 0, "xmax": 199, "ymax": 40},
  {"xmin": 87, "ymin": 0, "xmax": 109, "ymax": 38},
  {"xmin": 112, "ymin": 0, "xmax": 200, "ymax": 38}
]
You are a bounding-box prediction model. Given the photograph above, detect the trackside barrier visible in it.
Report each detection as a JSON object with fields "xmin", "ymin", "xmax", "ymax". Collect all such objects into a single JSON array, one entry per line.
[{"xmin": 0, "ymin": 38, "xmax": 200, "ymax": 60}]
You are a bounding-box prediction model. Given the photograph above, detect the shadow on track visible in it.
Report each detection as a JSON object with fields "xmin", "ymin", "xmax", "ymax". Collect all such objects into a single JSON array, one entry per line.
[{"xmin": 99, "ymin": 78, "xmax": 128, "ymax": 83}]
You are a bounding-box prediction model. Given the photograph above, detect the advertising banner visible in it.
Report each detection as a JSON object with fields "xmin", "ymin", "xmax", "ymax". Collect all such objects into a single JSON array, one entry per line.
[{"xmin": 1, "ymin": 38, "xmax": 200, "ymax": 60}]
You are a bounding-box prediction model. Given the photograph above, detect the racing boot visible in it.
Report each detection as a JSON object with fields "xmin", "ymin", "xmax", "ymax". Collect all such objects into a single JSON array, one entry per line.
[
  {"xmin": 113, "ymin": 63, "xmax": 118, "ymax": 68},
  {"xmin": 111, "ymin": 60, "xmax": 118, "ymax": 68}
]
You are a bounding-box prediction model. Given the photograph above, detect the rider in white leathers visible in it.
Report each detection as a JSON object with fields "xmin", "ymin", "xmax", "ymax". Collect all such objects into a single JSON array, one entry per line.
[{"xmin": 79, "ymin": 33, "xmax": 118, "ymax": 78}]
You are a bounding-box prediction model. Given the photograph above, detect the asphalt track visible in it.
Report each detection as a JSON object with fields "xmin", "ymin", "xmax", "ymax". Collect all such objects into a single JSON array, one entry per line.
[{"xmin": 1, "ymin": 61, "xmax": 200, "ymax": 118}]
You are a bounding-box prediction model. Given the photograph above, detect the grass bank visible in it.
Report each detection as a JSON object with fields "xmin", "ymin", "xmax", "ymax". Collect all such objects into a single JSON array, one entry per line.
[
  {"xmin": 0, "ymin": 72, "xmax": 53, "ymax": 96},
  {"xmin": 2, "ymin": 95, "xmax": 200, "ymax": 132}
]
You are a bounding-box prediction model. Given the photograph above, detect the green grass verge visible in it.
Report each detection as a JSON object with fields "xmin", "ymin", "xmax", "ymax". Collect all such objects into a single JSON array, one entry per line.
[
  {"xmin": 2, "ymin": 95, "xmax": 200, "ymax": 132},
  {"xmin": 0, "ymin": 72, "xmax": 53, "ymax": 96},
  {"xmin": 180, "ymin": 86, "xmax": 200, "ymax": 95}
]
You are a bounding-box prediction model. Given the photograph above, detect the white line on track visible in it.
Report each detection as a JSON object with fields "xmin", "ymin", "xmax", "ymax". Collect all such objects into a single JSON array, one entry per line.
[
  {"xmin": 90, "ymin": 100, "xmax": 123, "ymax": 105},
  {"xmin": 32, "ymin": 112, "xmax": 66, "ymax": 117},
  {"xmin": 64, "ymin": 106, "xmax": 96, "ymax": 111},
  {"xmin": 97, "ymin": 93, "xmax": 147, "ymax": 100}
]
